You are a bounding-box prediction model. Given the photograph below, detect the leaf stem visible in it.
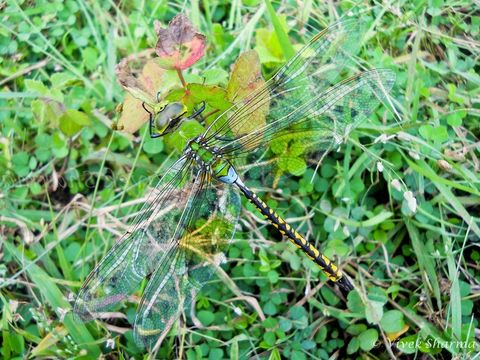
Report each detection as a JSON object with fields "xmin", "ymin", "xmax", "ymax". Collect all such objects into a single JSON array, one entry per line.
[
  {"xmin": 176, "ymin": 68, "xmax": 188, "ymax": 88},
  {"xmin": 203, "ymin": 108, "xmax": 219, "ymax": 120}
]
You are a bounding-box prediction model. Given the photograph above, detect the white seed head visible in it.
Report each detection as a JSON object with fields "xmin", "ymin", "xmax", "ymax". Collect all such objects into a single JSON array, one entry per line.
[
  {"xmin": 391, "ymin": 179, "xmax": 402, "ymax": 191},
  {"xmin": 377, "ymin": 161, "xmax": 384, "ymax": 172},
  {"xmin": 233, "ymin": 307, "xmax": 242, "ymax": 316},
  {"xmin": 403, "ymin": 191, "xmax": 417, "ymax": 213},
  {"xmin": 106, "ymin": 339, "xmax": 115, "ymax": 349},
  {"xmin": 408, "ymin": 151, "xmax": 420, "ymax": 160}
]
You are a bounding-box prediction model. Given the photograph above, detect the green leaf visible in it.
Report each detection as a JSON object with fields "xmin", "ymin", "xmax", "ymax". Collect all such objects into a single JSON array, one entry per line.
[
  {"xmin": 82, "ymin": 47, "xmax": 99, "ymax": 71},
  {"xmin": 289, "ymin": 141, "xmax": 305, "ymax": 157},
  {"xmin": 197, "ymin": 310, "xmax": 215, "ymax": 326},
  {"xmin": 270, "ymin": 139, "xmax": 288, "ymax": 154},
  {"xmin": 50, "ymin": 72, "xmax": 79, "ymax": 88},
  {"xmin": 446, "ymin": 111, "xmax": 464, "ymax": 127},
  {"xmin": 396, "ymin": 334, "xmax": 419, "ymax": 354},
  {"xmin": 203, "ymin": 68, "xmax": 229, "ymax": 85},
  {"xmin": 365, "ymin": 300, "xmax": 384, "ymax": 325},
  {"xmin": 358, "ymin": 329, "xmax": 379, "ymax": 351},
  {"xmin": 59, "ymin": 109, "xmax": 91, "ymax": 136},
  {"xmin": 447, "ymin": 83, "xmax": 464, "ymax": 104},
  {"xmin": 184, "ymin": 83, "xmax": 231, "ymax": 113},
  {"xmin": 289, "ymin": 306, "xmax": 307, "ymax": 320},
  {"xmin": 263, "ymin": 301, "xmax": 277, "ymax": 315},
  {"xmin": 367, "ymin": 287, "xmax": 388, "ymax": 304},
  {"xmin": 264, "ymin": 0, "xmax": 295, "ymax": 59},
  {"xmin": 347, "ymin": 290, "xmax": 366, "ymax": 316},
  {"xmin": 31, "ymin": 98, "xmax": 64, "ymax": 124},
  {"xmin": 143, "ymin": 136, "xmax": 164, "ymax": 154},
  {"xmin": 12, "ymin": 151, "xmax": 30, "ymax": 177},
  {"xmin": 419, "ymin": 124, "xmax": 433, "ymax": 140},
  {"xmin": 431, "ymin": 125, "xmax": 448, "ymax": 143},
  {"xmin": 24, "ymin": 79, "xmax": 49, "ymax": 95},
  {"xmin": 262, "ymin": 317, "xmax": 278, "ymax": 328},
  {"xmin": 279, "ymin": 318, "xmax": 292, "ymax": 332},
  {"xmin": 301, "ymin": 340, "xmax": 315, "ymax": 350},
  {"xmin": 287, "ymin": 157, "xmax": 306, "ymax": 176},
  {"xmin": 361, "ymin": 211, "xmax": 393, "ymax": 227},
  {"xmin": 263, "ymin": 331, "xmax": 276, "ymax": 347},
  {"xmin": 381, "ymin": 310, "xmax": 405, "ymax": 333},
  {"xmin": 347, "ymin": 337, "xmax": 360, "ymax": 354},
  {"xmin": 255, "ymin": 28, "xmax": 284, "ymax": 64},
  {"xmin": 346, "ymin": 324, "xmax": 367, "ymax": 335},
  {"xmin": 320, "ymin": 163, "xmax": 336, "ymax": 178},
  {"xmin": 209, "ymin": 348, "xmax": 223, "ymax": 360},
  {"xmin": 373, "ymin": 229, "xmax": 388, "ymax": 243},
  {"xmin": 267, "ymin": 270, "xmax": 279, "ymax": 283}
]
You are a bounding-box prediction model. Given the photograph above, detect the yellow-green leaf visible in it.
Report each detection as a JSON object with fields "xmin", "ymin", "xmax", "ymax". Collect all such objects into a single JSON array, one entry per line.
[
  {"xmin": 226, "ymin": 50, "xmax": 268, "ymax": 143},
  {"xmin": 59, "ymin": 109, "xmax": 90, "ymax": 136}
]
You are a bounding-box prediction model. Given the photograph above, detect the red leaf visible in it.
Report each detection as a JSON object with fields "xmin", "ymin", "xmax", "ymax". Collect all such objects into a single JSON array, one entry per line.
[{"xmin": 154, "ymin": 14, "xmax": 206, "ymax": 70}]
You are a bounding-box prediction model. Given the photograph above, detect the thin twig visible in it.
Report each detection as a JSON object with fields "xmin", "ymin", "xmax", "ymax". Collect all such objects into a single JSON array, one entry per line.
[{"xmin": 0, "ymin": 58, "xmax": 48, "ymax": 86}]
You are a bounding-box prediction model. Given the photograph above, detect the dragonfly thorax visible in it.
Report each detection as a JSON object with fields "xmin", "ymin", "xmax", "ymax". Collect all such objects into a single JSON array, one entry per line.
[{"xmin": 187, "ymin": 139, "xmax": 239, "ymax": 184}]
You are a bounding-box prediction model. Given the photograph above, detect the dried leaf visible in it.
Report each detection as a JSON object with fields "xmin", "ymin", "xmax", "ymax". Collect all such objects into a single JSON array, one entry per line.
[
  {"xmin": 155, "ymin": 14, "xmax": 206, "ymax": 70},
  {"xmin": 116, "ymin": 60, "xmax": 167, "ymax": 134},
  {"xmin": 115, "ymin": 58, "xmax": 159, "ymax": 105},
  {"xmin": 139, "ymin": 60, "xmax": 166, "ymax": 96},
  {"xmin": 117, "ymin": 94, "xmax": 150, "ymax": 134}
]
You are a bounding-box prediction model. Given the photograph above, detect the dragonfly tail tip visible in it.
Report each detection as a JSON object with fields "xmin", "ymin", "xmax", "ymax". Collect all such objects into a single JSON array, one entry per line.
[{"xmin": 337, "ymin": 276, "xmax": 354, "ymax": 293}]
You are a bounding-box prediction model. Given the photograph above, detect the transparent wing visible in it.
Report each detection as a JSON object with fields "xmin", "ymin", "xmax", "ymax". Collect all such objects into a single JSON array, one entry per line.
[
  {"xmin": 217, "ymin": 69, "xmax": 395, "ymax": 160},
  {"xmin": 74, "ymin": 156, "xmax": 196, "ymax": 320},
  {"xmin": 201, "ymin": 18, "xmax": 363, "ymax": 147},
  {"xmin": 133, "ymin": 171, "xmax": 241, "ymax": 348}
]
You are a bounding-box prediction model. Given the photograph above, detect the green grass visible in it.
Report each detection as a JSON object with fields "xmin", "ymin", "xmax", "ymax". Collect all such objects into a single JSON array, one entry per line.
[{"xmin": 1, "ymin": 0, "xmax": 479, "ymax": 359}]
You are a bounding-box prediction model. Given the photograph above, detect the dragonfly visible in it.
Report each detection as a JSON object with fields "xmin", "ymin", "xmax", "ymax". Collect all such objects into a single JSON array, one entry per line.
[{"xmin": 74, "ymin": 18, "xmax": 395, "ymax": 348}]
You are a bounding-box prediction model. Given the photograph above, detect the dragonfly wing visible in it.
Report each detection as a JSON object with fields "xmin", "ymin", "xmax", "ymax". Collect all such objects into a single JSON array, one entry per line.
[
  {"xmin": 134, "ymin": 171, "xmax": 240, "ymax": 348},
  {"xmin": 218, "ymin": 69, "xmax": 395, "ymax": 159},
  {"xmin": 201, "ymin": 19, "xmax": 362, "ymax": 145},
  {"xmin": 74, "ymin": 156, "xmax": 196, "ymax": 320}
]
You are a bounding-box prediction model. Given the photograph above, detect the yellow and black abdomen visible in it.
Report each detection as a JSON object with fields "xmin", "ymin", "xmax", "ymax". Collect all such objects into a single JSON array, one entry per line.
[{"xmin": 235, "ymin": 180, "xmax": 353, "ymax": 292}]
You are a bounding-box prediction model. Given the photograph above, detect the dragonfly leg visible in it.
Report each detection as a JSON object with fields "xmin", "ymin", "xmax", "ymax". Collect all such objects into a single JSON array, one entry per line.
[
  {"xmin": 142, "ymin": 102, "xmax": 152, "ymax": 115},
  {"xmin": 148, "ymin": 113, "xmax": 163, "ymax": 139},
  {"xmin": 186, "ymin": 101, "xmax": 206, "ymax": 122},
  {"xmin": 142, "ymin": 102, "xmax": 164, "ymax": 139}
]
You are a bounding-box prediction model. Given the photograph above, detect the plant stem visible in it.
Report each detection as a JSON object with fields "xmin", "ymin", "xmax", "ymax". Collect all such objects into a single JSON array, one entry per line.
[
  {"xmin": 176, "ymin": 68, "xmax": 187, "ymax": 88},
  {"xmin": 204, "ymin": 108, "xmax": 220, "ymax": 120}
]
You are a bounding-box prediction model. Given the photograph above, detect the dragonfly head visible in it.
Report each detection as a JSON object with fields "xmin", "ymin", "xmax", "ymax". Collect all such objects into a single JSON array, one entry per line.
[{"xmin": 149, "ymin": 101, "xmax": 188, "ymax": 136}]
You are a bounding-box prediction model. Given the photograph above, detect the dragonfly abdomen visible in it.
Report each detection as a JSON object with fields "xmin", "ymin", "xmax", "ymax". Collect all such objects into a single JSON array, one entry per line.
[{"xmin": 235, "ymin": 179, "xmax": 353, "ymax": 292}]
